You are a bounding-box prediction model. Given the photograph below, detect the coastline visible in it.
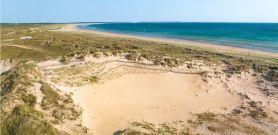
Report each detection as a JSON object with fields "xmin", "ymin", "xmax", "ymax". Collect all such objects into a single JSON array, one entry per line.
[
  {"xmin": 58, "ymin": 24, "xmax": 278, "ymax": 59},
  {"xmin": 2, "ymin": 24, "xmax": 277, "ymax": 135}
]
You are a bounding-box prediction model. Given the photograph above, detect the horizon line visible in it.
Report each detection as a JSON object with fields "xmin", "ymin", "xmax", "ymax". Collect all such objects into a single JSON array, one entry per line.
[{"xmin": 1, "ymin": 21, "xmax": 278, "ymax": 24}]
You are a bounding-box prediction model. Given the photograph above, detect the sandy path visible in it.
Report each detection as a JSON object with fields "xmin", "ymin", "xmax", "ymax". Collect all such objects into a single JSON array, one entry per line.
[
  {"xmin": 73, "ymin": 72, "xmax": 240, "ymax": 135},
  {"xmin": 1, "ymin": 44, "xmax": 41, "ymax": 51},
  {"xmin": 58, "ymin": 24, "xmax": 278, "ymax": 59}
]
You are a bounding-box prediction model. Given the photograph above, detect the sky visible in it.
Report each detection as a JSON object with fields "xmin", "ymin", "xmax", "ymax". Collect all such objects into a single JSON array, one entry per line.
[{"xmin": 1, "ymin": 0, "xmax": 278, "ymax": 23}]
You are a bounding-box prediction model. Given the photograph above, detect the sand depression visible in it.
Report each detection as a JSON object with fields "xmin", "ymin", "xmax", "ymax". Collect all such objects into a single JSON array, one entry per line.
[{"xmin": 72, "ymin": 72, "xmax": 240, "ymax": 135}]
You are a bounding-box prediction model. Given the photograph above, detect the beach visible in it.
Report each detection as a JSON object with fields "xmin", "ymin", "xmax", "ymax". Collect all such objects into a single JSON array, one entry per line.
[{"xmin": 59, "ymin": 24, "xmax": 278, "ymax": 59}]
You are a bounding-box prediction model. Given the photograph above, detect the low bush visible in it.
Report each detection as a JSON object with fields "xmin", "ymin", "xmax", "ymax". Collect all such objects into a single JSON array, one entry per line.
[
  {"xmin": 93, "ymin": 52, "xmax": 103, "ymax": 58},
  {"xmin": 266, "ymin": 70, "xmax": 278, "ymax": 81},
  {"xmin": 126, "ymin": 51, "xmax": 140, "ymax": 61},
  {"xmin": 22, "ymin": 94, "xmax": 36, "ymax": 106},
  {"xmin": 1, "ymin": 105, "xmax": 60, "ymax": 135},
  {"xmin": 88, "ymin": 76, "xmax": 99, "ymax": 83},
  {"xmin": 40, "ymin": 83, "xmax": 60, "ymax": 110}
]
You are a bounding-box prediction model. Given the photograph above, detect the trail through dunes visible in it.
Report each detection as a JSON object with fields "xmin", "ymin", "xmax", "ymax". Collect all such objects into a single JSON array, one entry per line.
[{"xmin": 1, "ymin": 44, "xmax": 42, "ymax": 51}]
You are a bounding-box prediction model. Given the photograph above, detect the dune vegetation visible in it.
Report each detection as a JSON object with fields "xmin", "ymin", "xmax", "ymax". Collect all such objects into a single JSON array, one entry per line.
[{"xmin": 1, "ymin": 24, "xmax": 278, "ymax": 135}]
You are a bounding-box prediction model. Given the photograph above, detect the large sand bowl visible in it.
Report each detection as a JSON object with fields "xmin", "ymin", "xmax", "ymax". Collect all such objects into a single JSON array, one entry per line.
[{"xmin": 73, "ymin": 72, "xmax": 240, "ymax": 135}]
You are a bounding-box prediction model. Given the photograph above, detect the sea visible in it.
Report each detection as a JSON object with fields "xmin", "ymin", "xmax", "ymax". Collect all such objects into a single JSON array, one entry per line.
[{"xmin": 80, "ymin": 23, "xmax": 278, "ymax": 53}]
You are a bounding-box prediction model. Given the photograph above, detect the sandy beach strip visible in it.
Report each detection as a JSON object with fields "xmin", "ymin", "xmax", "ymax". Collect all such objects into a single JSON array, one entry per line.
[{"xmin": 58, "ymin": 24, "xmax": 278, "ymax": 59}]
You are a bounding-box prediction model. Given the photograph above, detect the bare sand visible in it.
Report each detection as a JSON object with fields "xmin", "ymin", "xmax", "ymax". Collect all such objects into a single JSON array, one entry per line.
[
  {"xmin": 58, "ymin": 24, "xmax": 278, "ymax": 59},
  {"xmin": 72, "ymin": 72, "xmax": 240, "ymax": 135}
]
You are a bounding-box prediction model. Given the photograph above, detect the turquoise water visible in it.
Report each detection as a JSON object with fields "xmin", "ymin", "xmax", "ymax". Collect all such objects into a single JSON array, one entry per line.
[{"xmin": 80, "ymin": 23, "xmax": 278, "ymax": 53}]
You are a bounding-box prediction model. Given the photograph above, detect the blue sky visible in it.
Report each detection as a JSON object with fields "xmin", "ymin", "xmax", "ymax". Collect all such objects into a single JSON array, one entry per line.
[{"xmin": 1, "ymin": 0, "xmax": 278, "ymax": 23}]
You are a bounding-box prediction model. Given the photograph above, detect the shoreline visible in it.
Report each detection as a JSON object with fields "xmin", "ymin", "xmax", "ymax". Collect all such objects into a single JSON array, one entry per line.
[{"xmin": 58, "ymin": 24, "xmax": 278, "ymax": 59}]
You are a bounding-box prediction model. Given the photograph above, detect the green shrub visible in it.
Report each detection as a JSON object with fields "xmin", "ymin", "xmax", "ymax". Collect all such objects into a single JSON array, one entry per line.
[
  {"xmin": 40, "ymin": 83, "xmax": 60, "ymax": 110},
  {"xmin": 266, "ymin": 70, "xmax": 278, "ymax": 81},
  {"xmin": 88, "ymin": 76, "xmax": 99, "ymax": 83},
  {"xmin": 0, "ymin": 68, "xmax": 21, "ymax": 96},
  {"xmin": 252, "ymin": 63, "xmax": 269, "ymax": 73},
  {"xmin": 207, "ymin": 126, "xmax": 217, "ymax": 132},
  {"xmin": 22, "ymin": 94, "xmax": 36, "ymax": 106},
  {"xmin": 141, "ymin": 53, "xmax": 155, "ymax": 61},
  {"xmin": 59, "ymin": 56, "xmax": 69, "ymax": 64},
  {"xmin": 126, "ymin": 51, "xmax": 140, "ymax": 61},
  {"xmin": 1, "ymin": 105, "xmax": 60, "ymax": 135},
  {"xmin": 195, "ymin": 112, "xmax": 216, "ymax": 125},
  {"xmin": 115, "ymin": 129, "xmax": 142, "ymax": 135},
  {"xmin": 93, "ymin": 52, "xmax": 103, "ymax": 58}
]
